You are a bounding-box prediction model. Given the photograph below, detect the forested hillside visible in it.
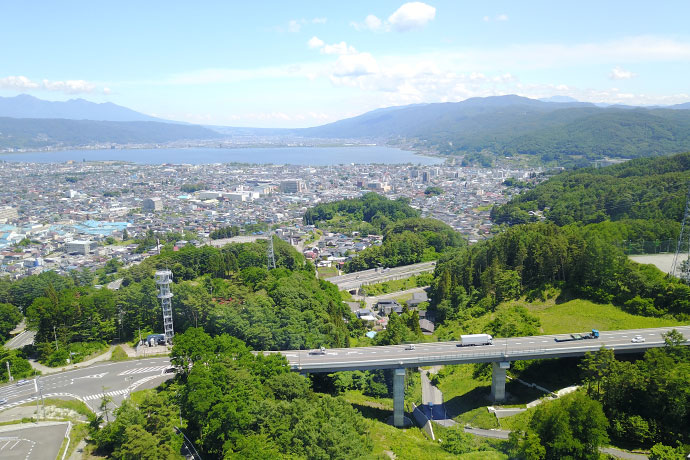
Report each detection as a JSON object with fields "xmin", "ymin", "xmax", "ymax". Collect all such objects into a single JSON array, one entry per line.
[
  {"xmin": 492, "ymin": 151, "xmax": 690, "ymax": 226},
  {"xmin": 0, "ymin": 116, "xmax": 221, "ymax": 149},
  {"xmin": 303, "ymin": 193, "xmax": 466, "ymax": 271},
  {"xmin": 0, "ymin": 238, "xmax": 351, "ymax": 367},
  {"xmin": 91, "ymin": 328, "xmax": 372, "ymax": 459},
  {"xmin": 430, "ymin": 222, "xmax": 690, "ymax": 323},
  {"xmin": 345, "ymin": 217, "xmax": 466, "ymax": 272},
  {"xmin": 303, "ymin": 192, "xmax": 420, "ymax": 234},
  {"xmin": 298, "ymin": 95, "xmax": 690, "ymax": 166}
]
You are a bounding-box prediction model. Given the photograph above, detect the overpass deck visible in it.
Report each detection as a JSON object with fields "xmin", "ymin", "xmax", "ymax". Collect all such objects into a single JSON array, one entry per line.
[{"xmin": 277, "ymin": 326, "xmax": 690, "ymax": 373}]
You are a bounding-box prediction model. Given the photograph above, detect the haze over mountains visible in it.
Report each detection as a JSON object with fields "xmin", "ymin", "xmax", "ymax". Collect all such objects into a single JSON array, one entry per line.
[
  {"xmin": 0, "ymin": 94, "xmax": 164, "ymax": 122},
  {"xmin": 1, "ymin": 93, "xmax": 690, "ymax": 166}
]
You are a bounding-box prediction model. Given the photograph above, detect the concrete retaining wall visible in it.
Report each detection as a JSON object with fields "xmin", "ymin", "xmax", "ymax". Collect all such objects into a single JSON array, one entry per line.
[{"xmin": 412, "ymin": 403, "xmax": 435, "ymax": 440}]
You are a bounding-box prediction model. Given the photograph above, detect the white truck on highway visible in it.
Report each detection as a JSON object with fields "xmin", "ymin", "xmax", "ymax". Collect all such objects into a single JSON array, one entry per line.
[{"xmin": 457, "ymin": 334, "xmax": 493, "ymax": 346}]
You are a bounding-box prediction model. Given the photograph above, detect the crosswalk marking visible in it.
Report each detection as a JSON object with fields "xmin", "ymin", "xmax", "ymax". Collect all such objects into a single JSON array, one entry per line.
[
  {"xmin": 117, "ymin": 366, "xmax": 169, "ymax": 376},
  {"xmin": 84, "ymin": 389, "xmax": 129, "ymax": 401}
]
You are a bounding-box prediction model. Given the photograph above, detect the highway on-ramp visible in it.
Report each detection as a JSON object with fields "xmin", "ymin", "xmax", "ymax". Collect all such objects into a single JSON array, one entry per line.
[{"xmin": 277, "ymin": 326, "xmax": 690, "ymax": 372}]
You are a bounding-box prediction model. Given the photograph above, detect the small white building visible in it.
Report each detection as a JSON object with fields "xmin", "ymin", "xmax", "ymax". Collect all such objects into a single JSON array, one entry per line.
[
  {"xmin": 142, "ymin": 198, "xmax": 163, "ymax": 212},
  {"xmin": 66, "ymin": 240, "xmax": 95, "ymax": 255}
]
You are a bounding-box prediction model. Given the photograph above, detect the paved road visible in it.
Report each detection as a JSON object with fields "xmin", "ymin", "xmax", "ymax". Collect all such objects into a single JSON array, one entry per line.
[
  {"xmin": 419, "ymin": 369, "xmax": 456, "ymax": 426},
  {"xmin": 0, "ymin": 357, "xmax": 172, "ymax": 412},
  {"xmin": 278, "ymin": 326, "xmax": 690, "ymax": 372},
  {"xmin": 4, "ymin": 330, "xmax": 36, "ymax": 350},
  {"xmin": 464, "ymin": 427, "xmax": 511, "ymax": 439},
  {"xmin": 0, "ymin": 422, "xmax": 67, "ymax": 460},
  {"xmin": 328, "ymin": 261, "xmax": 436, "ymax": 291}
]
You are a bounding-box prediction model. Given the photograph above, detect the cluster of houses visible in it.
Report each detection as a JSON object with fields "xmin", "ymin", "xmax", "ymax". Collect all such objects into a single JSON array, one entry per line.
[{"xmin": 350, "ymin": 292, "xmax": 435, "ymax": 336}]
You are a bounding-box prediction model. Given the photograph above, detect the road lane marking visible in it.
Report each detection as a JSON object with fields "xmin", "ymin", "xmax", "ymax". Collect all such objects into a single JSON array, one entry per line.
[{"xmin": 118, "ymin": 366, "xmax": 169, "ymax": 376}]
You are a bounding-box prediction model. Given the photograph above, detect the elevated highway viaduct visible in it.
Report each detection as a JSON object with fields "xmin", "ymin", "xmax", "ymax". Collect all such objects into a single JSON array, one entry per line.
[{"xmin": 275, "ymin": 325, "xmax": 690, "ymax": 427}]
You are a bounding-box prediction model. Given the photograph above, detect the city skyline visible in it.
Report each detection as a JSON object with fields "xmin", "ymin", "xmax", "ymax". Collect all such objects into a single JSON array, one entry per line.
[{"xmin": 1, "ymin": 1, "xmax": 689, "ymax": 127}]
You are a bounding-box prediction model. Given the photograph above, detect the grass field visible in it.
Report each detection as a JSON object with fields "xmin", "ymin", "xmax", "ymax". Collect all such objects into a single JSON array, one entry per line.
[
  {"xmin": 317, "ymin": 266, "xmax": 339, "ymax": 278},
  {"xmin": 524, "ymin": 298, "xmax": 683, "ymax": 334}
]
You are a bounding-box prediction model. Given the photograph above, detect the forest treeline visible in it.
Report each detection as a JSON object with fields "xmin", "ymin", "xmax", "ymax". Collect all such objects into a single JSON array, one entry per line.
[
  {"xmin": 0, "ymin": 238, "xmax": 352, "ymax": 367},
  {"xmin": 492, "ymin": 151, "xmax": 690, "ymax": 226}
]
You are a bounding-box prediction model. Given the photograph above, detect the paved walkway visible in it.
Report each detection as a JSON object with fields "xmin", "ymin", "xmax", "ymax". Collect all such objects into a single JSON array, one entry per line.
[
  {"xmin": 28, "ymin": 346, "xmax": 117, "ymax": 375},
  {"xmin": 419, "ymin": 369, "xmax": 456, "ymax": 427},
  {"xmin": 463, "ymin": 427, "xmax": 648, "ymax": 458}
]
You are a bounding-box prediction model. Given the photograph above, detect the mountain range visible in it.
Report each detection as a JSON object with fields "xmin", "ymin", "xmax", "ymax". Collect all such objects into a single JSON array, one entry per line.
[
  {"xmin": 2, "ymin": 93, "xmax": 690, "ymax": 165},
  {"xmin": 0, "ymin": 94, "xmax": 165, "ymax": 122}
]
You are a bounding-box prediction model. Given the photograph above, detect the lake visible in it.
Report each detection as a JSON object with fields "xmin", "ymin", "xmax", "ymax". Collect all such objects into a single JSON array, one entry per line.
[{"xmin": 0, "ymin": 146, "xmax": 443, "ymax": 165}]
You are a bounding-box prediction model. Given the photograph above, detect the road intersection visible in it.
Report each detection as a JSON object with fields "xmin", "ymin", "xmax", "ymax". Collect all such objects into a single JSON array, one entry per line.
[{"xmin": 0, "ymin": 357, "xmax": 172, "ymax": 413}]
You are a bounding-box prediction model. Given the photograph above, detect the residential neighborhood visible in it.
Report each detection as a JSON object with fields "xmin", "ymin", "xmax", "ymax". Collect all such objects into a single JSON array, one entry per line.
[{"xmin": 0, "ymin": 159, "xmax": 541, "ymax": 279}]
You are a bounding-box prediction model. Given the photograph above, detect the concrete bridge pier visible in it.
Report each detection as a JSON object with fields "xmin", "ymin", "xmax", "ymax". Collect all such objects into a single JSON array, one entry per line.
[
  {"xmin": 491, "ymin": 362, "xmax": 511, "ymax": 402},
  {"xmin": 393, "ymin": 368, "xmax": 406, "ymax": 427}
]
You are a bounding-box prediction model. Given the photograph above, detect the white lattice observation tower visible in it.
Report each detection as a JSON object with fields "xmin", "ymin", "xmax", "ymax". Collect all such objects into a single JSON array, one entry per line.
[{"xmin": 155, "ymin": 270, "xmax": 174, "ymax": 344}]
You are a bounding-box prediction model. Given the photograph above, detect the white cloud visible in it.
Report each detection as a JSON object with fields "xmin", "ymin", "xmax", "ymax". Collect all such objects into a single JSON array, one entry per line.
[
  {"xmin": 0, "ymin": 75, "xmax": 108, "ymax": 94},
  {"xmin": 609, "ymin": 66, "xmax": 636, "ymax": 80},
  {"xmin": 483, "ymin": 14, "xmax": 509, "ymax": 22},
  {"xmin": 308, "ymin": 36, "xmax": 325, "ymax": 49},
  {"xmin": 0, "ymin": 75, "xmax": 40, "ymax": 90},
  {"xmin": 307, "ymin": 37, "xmax": 357, "ymax": 56},
  {"xmin": 352, "ymin": 3, "xmax": 435, "ymax": 32},
  {"xmin": 365, "ymin": 14, "xmax": 383, "ymax": 31},
  {"xmin": 311, "ymin": 17, "xmax": 327, "ymax": 24},
  {"xmin": 288, "ymin": 20, "xmax": 301, "ymax": 33},
  {"xmin": 332, "ymin": 53, "xmax": 379, "ymax": 78},
  {"xmin": 388, "ymin": 2, "xmax": 436, "ymax": 31},
  {"xmin": 322, "ymin": 41, "xmax": 357, "ymax": 56},
  {"xmin": 43, "ymin": 79, "xmax": 97, "ymax": 94}
]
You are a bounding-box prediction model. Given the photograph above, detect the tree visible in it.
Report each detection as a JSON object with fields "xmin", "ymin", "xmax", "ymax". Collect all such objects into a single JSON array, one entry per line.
[
  {"xmin": 649, "ymin": 443, "xmax": 687, "ymax": 460},
  {"xmin": 527, "ymin": 391, "xmax": 609, "ymax": 460},
  {"xmin": 580, "ymin": 347, "xmax": 616, "ymax": 397},
  {"xmin": 441, "ymin": 428, "xmax": 475, "ymax": 454},
  {"xmin": 100, "ymin": 391, "xmax": 113, "ymax": 423},
  {"xmin": 0, "ymin": 303, "xmax": 21, "ymax": 342}
]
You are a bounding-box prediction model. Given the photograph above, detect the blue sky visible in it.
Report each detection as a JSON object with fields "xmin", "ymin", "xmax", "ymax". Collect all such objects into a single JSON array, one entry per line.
[{"xmin": 1, "ymin": 1, "xmax": 689, "ymax": 127}]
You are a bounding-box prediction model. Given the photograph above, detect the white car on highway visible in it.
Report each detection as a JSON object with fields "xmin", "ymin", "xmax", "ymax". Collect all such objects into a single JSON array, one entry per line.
[{"xmin": 631, "ymin": 335, "xmax": 645, "ymax": 343}]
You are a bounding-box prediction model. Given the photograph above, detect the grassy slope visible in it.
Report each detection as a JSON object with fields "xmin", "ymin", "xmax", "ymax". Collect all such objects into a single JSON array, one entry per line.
[
  {"xmin": 432, "ymin": 296, "xmax": 684, "ymax": 429},
  {"xmin": 524, "ymin": 298, "xmax": 682, "ymax": 334}
]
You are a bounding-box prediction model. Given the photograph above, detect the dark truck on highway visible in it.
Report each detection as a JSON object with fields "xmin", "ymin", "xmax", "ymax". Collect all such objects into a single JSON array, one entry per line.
[{"xmin": 555, "ymin": 329, "xmax": 600, "ymax": 342}]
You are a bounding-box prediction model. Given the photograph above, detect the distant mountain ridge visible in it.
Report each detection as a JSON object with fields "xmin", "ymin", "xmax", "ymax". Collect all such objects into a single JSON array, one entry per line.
[
  {"xmin": 294, "ymin": 95, "xmax": 690, "ymax": 166},
  {"xmin": 0, "ymin": 94, "xmax": 164, "ymax": 122},
  {"xmin": 0, "ymin": 117, "xmax": 221, "ymax": 150}
]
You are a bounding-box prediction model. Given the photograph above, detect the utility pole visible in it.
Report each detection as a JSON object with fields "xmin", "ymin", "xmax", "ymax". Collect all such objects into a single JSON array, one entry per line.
[
  {"xmin": 672, "ymin": 183, "xmax": 690, "ymax": 282},
  {"xmin": 267, "ymin": 232, "xmax": 276, "ymax": 270},
  {"xmin": 53, "ymin": 324, "xmax": 58, "ymax": 350},
  {"xmin": 5, "ymin": 361, "xmax": 12, "ymax": 382}
]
